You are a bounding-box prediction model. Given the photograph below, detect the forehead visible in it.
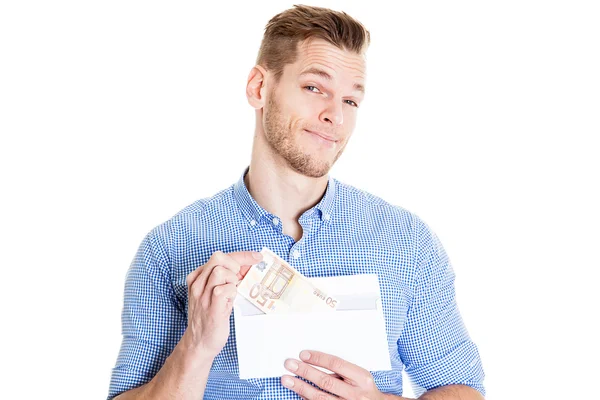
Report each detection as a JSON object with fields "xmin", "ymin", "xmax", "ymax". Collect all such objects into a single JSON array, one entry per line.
[{"xmin": 286, "ymin": 39, "xmax": 366, "ymax": 84}]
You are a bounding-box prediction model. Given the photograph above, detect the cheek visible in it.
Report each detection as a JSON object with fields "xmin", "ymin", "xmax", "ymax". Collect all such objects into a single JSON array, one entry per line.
[
  {"xmin": 280, "ymin": 91, "xmax": 309, "ymax": 113},
  {"xmin": 343, "ymin": 109, "xmax": 358, "ymax": 128},
  {"xmin": 283, "ymin": 103, "xmax": 317, "ymax": 131},
  {"xmin": 294, "ymin": 96, "xmax": 321, "ymax": 118}
]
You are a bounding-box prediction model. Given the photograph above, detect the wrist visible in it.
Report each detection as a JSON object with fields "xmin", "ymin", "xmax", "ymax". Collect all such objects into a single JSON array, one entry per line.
[{"xmin": 178, "ymin": 330, "xmax": 217, "ymax": 370}]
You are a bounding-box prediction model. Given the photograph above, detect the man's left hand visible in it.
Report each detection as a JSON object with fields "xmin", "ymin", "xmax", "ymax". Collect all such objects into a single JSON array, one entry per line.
[{"xmin": 281, "ymin": 350, "xmax": 388, "ymax": 400}]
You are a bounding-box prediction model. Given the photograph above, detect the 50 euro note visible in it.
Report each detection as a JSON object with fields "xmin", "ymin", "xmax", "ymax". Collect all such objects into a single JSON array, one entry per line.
[{"xmin": 237, "ymin": 247, "xmax": 339, "ymax": 314}]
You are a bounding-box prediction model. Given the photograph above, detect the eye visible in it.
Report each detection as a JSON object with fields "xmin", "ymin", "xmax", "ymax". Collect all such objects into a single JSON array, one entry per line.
[
  {"xmin": 304, "ymin": 86, "xmax": 321, "ymax": 93},
  {"xmin": 344, "ymin": 99, "xmax": 359, "ymax": 108}
]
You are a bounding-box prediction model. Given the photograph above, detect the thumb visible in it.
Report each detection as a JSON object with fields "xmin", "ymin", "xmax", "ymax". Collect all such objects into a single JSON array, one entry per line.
[
  {"xmin": 227, "ymin": 250, "xmax": 263, "ymax": 266},
  {"xmin": 227, "ymin": 251, "xmax": 262, "ymax": 280},
  {"xmin": 238, "ymin": 265, "xmax": 252, "ymax": 279}
]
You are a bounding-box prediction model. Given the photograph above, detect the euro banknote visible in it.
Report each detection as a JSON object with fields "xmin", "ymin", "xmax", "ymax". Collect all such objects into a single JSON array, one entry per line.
[{"xmin": 237, "ymin": 247, "xmax": 339, "ymax": 314}]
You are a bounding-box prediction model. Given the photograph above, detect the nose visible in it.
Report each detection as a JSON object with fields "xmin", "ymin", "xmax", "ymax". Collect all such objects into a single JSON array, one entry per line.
[{"xmin": 320, "ymin": 99, "xmax": 344, "ymax": 126}]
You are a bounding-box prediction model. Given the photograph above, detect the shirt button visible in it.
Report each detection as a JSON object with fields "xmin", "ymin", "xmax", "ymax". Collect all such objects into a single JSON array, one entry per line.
[
  {"xmin": 273, "ymin": 218, "xmax": 280, "ymax": 226},
  {"xmin": 250, "ymin": 220, "xmax": 256, "ymax": 226},
  {"xmin": 324, "ymin": 214, "xmax": 331, "ymax": 221},
  {"xmin": 293, "ymin": 250, "xmax": 301, "ymax": 259}
]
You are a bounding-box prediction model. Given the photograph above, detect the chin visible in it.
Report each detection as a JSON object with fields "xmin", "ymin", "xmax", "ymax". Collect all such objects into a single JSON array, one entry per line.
[{"xmin": 297, "ymin": 159, "xmax": 334, "ymax": 178}]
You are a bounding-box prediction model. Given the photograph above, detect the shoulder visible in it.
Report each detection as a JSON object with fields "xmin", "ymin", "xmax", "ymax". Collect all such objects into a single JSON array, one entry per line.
[
  {"xmin": 147, "ymin": 184, "xmax": 236, "ymax": 245},
  {"xmin": 333, "ymin": 178, "xmax": 422, "ymax": 228},
  {"xmin": 173, "ymin": 185, "xmax": 234, "ymax": 219},
  {"xmin": 332, "ymin": 178, "xmax": 441, "ymax": 255}
]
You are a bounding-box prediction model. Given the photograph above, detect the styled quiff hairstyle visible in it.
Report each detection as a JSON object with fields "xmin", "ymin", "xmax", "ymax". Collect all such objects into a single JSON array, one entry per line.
[{"xmin": 256, "ymin": 5, "xmax": 370, "ymax": 82}]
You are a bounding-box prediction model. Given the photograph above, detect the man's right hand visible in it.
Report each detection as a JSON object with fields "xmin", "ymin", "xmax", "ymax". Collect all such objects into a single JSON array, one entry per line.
[
  {"xmin": 113, "ymin": 250, "xmax": 263, "ymax": 400},
  {"xmin": 183, "ymin": 250, "xmax": 263, "ymax": 358}
]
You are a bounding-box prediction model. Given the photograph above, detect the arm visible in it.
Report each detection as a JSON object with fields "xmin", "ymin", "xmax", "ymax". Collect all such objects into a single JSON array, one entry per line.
[
  {"xmin": 280, "ymin": 350, "xmax": 485, "ymax": 400},
  {"xmin": 114, "ymin": 332, "xmax": 213, "ymax": 399},
  {"xmin": 416, "ymin": 384, "xmax": 485, "ymax": 399},
  {"xmin": 110, "ymin": 248, "xmax": 263, "ymax": 399},
  {"xmin": 381, "ymin": 384, "xmax": 484, "ymax": 399},
  {"xmin": 397, "ymin": 218, "xmax": 485, "ymax": 395}
]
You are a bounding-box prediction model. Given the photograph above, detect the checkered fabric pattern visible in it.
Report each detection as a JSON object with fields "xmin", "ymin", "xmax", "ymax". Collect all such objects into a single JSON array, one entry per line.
[{"xmin": 108, "ymin": 168, "xmax": 485, "ymax": 399}]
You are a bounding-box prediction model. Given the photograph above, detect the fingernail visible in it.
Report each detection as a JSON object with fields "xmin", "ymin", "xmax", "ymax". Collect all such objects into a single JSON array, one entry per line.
[
  {"xmin": 300, "ymin": 351, "xmax": 311, "ymax": 361},
  {"xmin": 284, "ymin": 359, "xmax": 299, "ymax": 372},
  {"xmin": 281, "ymin": 375, "xmax": 294, "ymax": 388},
  {"xmin": 252, "ymin": 252, "xmax": 263, "ymax": 260}
]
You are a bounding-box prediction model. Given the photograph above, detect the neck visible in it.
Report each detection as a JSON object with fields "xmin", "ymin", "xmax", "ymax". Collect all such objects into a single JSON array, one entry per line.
[{"xmin": 245, "ymin": 133, "xmax": 329, "ymax": 223}]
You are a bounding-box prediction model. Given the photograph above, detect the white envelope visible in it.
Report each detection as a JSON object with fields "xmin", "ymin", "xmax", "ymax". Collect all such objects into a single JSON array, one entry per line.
[{"xmin": 233, "ymin": 273, "xmax": 392, "ymax": 379}]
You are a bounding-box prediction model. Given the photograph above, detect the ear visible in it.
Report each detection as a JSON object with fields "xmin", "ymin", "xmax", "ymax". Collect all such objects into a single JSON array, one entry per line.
[{"xmin": 246, "ymin": 65, "xmax": 268, "ymax": 109}]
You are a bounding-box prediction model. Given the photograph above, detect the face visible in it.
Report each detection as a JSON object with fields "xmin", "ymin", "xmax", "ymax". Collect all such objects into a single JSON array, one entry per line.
[{"xmin": 262, "ymin": 39, "xmax": 366, "ymax": 178}]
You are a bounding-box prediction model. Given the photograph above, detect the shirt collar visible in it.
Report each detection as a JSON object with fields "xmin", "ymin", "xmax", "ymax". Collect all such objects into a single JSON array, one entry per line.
[
  {"xmin": 233, "ymin": 167, "xmax": 336, "ymax": 225},
  {"xmin": 313, "ymin": 173, "xmax": 336, "ymax": 222}
]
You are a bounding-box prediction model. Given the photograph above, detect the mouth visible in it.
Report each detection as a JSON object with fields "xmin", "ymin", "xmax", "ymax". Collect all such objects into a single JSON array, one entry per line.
[{"xmin": 304, "ymin": 129, "xmax": 338, "ymax": 143}]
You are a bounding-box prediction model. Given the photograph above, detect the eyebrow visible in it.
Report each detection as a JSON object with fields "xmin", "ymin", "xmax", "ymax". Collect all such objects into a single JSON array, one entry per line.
[{"xmin": 299, "ymin": 67, "xmax": 365, "ymax": 94}]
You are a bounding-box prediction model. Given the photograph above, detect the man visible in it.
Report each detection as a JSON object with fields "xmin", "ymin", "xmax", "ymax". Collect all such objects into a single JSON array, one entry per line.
[{"xmin": 108, "ymin": 5, "xmax": 485, "ymax": 400}]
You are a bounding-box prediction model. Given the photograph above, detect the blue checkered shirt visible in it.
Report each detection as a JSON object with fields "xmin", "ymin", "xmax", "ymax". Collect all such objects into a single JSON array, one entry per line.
[{"xmin": 108, "ymin": 169, "xmax": 485, "ymax": 399}]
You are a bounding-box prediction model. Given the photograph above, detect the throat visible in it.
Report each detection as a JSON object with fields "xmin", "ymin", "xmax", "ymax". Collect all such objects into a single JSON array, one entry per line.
[{"xmin": 283, "ymin": 220, "xmax": 304, "ymax": 242}]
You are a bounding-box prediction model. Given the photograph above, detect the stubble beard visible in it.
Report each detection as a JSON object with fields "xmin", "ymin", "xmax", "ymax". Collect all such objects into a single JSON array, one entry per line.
[{"xmin": 263, "ymin": 94, "xmax": 344, "ymax": 179}]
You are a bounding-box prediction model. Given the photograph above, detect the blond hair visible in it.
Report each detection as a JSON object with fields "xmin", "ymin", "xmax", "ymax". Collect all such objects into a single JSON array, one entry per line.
[{"xmin": 256, "ymin": 5, "xmax": 370, "ymax": 82}]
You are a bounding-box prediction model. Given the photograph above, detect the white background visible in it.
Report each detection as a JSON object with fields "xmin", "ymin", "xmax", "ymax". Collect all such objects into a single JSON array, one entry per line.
[{"xmin": 1, "ymin": 1, "xmax": 598, "ymax": 399}]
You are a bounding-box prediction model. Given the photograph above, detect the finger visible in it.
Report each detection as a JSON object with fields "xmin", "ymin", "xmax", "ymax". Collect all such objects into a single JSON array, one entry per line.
[
  {"xmin": 227, "ymin": 250, "xmax": 263, "ymax": 265},
  {"xmin": 281, "ymin": 375, "xmax": 337, "ymax": 400},
  {"xmin": 189, "ymin": 250, "xmax": 261, "ymax": 303},
  {"xmin": 299, "ymin": 350, "xmax": 367, "ymax": 385},
  {"xmin": 190, "ymin": 251, "xmax": 239, "ymax": 298},
  {"xmin": 186, "ymin": 265, "xmax": 204, "ymax": 289},
  {"xmin": 187, "ymin": 265, "xmax": 210, "ymax": 306},
  {"xmin": 225, "ymin": 251, "xmax": 263, "ymax": 280},
  {"xmin": 189, "ymin": 252, "xmax": 225, "ymax": 300},
  {"xmin": 210, "ymin": 283, "xmax": 238, "ymax": 316},
  {"xmin": 239, "ymin": 265, "xmax": 252, "ymax": 279},
  {"xmin": 284, "ymin": 358, "xmax": 354, "ymax": 399},
  {"xmin": 201, "ymin": 266, "xmax": 239, "ymax": 307},
  {"xmin": 203, "ymin": 251, "xmax": 262, "ymax": 281}
]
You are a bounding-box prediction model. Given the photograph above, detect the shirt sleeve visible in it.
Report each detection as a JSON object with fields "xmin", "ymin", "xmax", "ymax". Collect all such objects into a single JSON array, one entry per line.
[
  {"xmin": 107, "ymin": 226, "xmax": 187, "ymax": 399},
  {"xmin": 397, "ymin": 217, "xmax": 485, "ymax": 397}
]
